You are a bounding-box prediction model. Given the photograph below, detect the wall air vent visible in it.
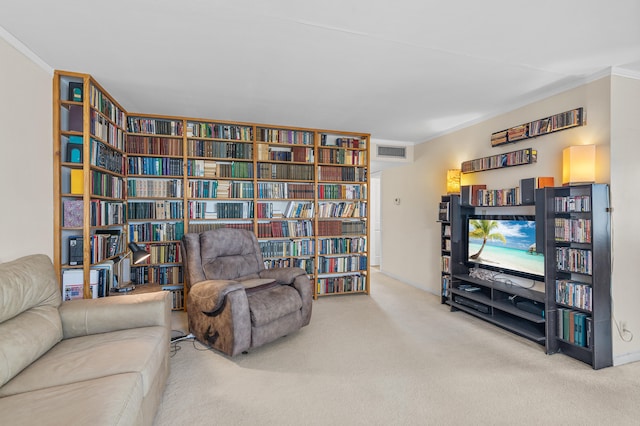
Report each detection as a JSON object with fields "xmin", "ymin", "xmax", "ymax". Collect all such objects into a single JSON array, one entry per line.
[{"xmin": 376, "ymin": 145, "xmax": 406, "ymax": 159}]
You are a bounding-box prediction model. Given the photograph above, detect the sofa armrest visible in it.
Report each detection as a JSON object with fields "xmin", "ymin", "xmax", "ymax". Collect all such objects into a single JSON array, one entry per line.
[
  {"xmin": 59, "ymin": 291, "xmax": 171, "ymax": 339},
  {"xmin": 259, "ymin": 267, "xmax": 306, "ymax": 285}
]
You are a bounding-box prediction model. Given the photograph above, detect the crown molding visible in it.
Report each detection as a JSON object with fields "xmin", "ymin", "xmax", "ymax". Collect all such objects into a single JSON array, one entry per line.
[
  {"xmin": 0, "ymin": 25, "xmax": 53, "ymax": 75},
  {"xmin": 611, "ymin": 66, "xmax": 640, "ymax": 80}
]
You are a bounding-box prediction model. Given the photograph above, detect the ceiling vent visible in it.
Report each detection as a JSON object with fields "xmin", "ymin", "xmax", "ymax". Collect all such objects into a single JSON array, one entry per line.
[{"xmin": 376, "ymin": 145, "xmax": 406, "ymax": 159}]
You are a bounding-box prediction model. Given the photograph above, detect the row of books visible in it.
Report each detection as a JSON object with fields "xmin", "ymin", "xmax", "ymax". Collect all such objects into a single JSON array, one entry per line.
[
  {"xmin": 318, "ymin": 255, "xmax": 367, "ymax": 273},
  {"xmin": 256, "ymin": 220, "xmax": 314, "ymax": 238},
  {"xmin": 318, "ymin": 166, "xmax": 366, "ymax": 182},
  {"xmin": 126, "ymin": 135, "xmax": 183, "ymax": 156},
  {"xmin": 490, "ymin": 108, "xmax": 583, "ymax": 146},
  {"xmin": 187, "ymin": 201, "xmax": 254, "ymax": 219},
  {"xmin": 72, "ymin": 231, "xmax": 122, "ymax": 264},
  {"xmin": 92, "ymin": 139, "xmax": 124, "ymax": 174},
  {"xmin": 316, "ymin": 201, "xmax": 366, "ymax": 218},
  {"xmin": 89, "ymin": 84, "xmax": 126, "ymax": 128},
  {"xmin": 554, "ymin": 218, "xmax": 592, "ymax": 243},
  {"xmin": 128, "ymin": 200, "xmax": 184, "ymax": 220},
  {"xmin": 90, "ymin": 199, "xmax": 125, "ymax": 226},
  {"xmin": 186, "ymin": 159, "xmax": 217, "ymax": 178},
  {"xmin": 320, "ymin": 135, "xmax": 364, "ymax": 148},
  {"xmin": 554, "ymin": 195, "xmax": 591, "ymax": 212},
  {"xmin": 264, "ymin": 258, "xmax": 314, "ymax": 274},
  {"xmin": 318, "ymin": 183, "xmax": 365, "ymax": 200},
  {"xmin": 317, "ymin": 220, "xmax": 366, "ymax": 236},
  {"xmin": 186, "ymin": 122, "xmax": 253, "ymax": 141},
  {"xmin": 63, "ymin": 199, "xmax": 125, "ymax": 227},
  {"xmin": 318, "ymin": 148, "xmax": 366, "ymax": 165},
  {"xmin": 438, "ymin": 202, "xmax": 450, "ymax": 221},
  {"xmin": 257, "ymin": 163, "xmax": 314, "ymax": 180},
  {"xmin": 259, "ymin": 239, "xmax": 315, "ymax": 257},
  {"xmin": 128, "ymin": 156, "xmax": 183, "ymax": 176},
  {"xmin": 257, "ymin": 182, "xmax": 313, "ymax": 199},
  {"xmin": 318, "ymin": 237, "xmax": 367, "ymax": 255},
  {"xmin": 186, "ymin": 179, "xmax": 220, "ymax": 198},
  {"xmin": 441, "ymin": 255, "xmax": 451, "ymax": 273},
  {"xmin": 187, "ymin": 140, "xmax": 252, "ymax": 159},
  {"xmin": 91, "ymin": 171, "xmax": 124, "ymax": 198},
  {"xmin": 141, "ymin": 242, "xmax": 182, "ymax": 264},
  {"xmin": 317, "ymin": 274, "xmax": 366, "ymax": 295},
  {"xmin": 130, "ymin": 265, "xmax": 183, "ymax": 285},
  {"xmin": 257, "ymin": 128, "xmax": 314, "ymax": 145},
  {"xmin": 256, "ymin": 201, "xmax": 315, "ymax": 219},
  {"xmin": 557, "ymin": 308, "xmax": 591, "ymax": 348},
  {"xmin": 257, "ymin": 145, "xmax": 314, "ymax": 163},
  {"xmin": 168, "ymin": 288, "xmax": 185, "ymax": 310},
  {"xmin": 216, "ymin": 161, "xmax": 253, "ymax": 179},
  {"xmin": 127, "ymin": 117, "xmax": 183, "ymax": 136},
  {"xmin": 556, "ymin": 279, "xmax": 592, "ymax": 311},
  {"xmin": 189, "ymin": 180, "xmax": 252, "ymax": 199},
  {"xmin": 186, "ymin": 222, "xmax": 253, "ymax": 234},
  {"xmin": 127, "ymin": 178, "xmax": 182, "ymax": 198},
  {"xmin": 555, "ymin": 247, "xmax": 592, "ymax": 275},
  {"xmin": 461, "ymin": 148, "xmax": 536, "ymax": 173},
  {"xmin": 529, "ymin": 108, "xmax": 583, "ymax": 137},
  {"xmin": 90, "ymin": 110, "xmax": 126, "ymax": 150},
  {"xmin": 129, "ymin": 221, "xmax": 184, "ymax": 242}
]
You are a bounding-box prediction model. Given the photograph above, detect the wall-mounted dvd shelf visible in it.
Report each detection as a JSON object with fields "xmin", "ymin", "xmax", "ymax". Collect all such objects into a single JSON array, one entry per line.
[
  {"xmin": 491, "ymin": 107, "xmax": 584, "ymax": 147},
  {"xmin": 461, "ymin": 148, "xmax": 536, "ymax": 174}
]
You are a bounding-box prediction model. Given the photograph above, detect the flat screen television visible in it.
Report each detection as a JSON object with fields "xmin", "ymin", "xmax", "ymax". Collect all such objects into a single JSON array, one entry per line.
[{"xmin": 465, "ymin": 214, "xmax": 544, "ymax": 281}]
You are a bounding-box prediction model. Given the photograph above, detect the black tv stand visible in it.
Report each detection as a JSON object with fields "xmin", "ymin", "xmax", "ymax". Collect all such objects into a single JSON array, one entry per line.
[{"xmin": 450, "ymin": 273, "xmax": 547, "ymax": 345}]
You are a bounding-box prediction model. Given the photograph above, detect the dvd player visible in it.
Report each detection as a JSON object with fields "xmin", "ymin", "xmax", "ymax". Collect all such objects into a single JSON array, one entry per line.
[{"xmin": 454, "ymin": 296, "xmax": 490, "ymax": 314}]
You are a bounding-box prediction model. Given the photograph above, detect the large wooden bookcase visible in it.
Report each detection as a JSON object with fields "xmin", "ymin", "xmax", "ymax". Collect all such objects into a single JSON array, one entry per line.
[{"xmin": 53, "ymin": 71, "xmax": 370, "ymax": 307}]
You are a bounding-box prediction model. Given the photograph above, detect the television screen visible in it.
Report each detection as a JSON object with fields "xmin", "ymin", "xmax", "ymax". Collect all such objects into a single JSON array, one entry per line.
[{"xmin": 466, "ymin": 215, "xmax": 544, "ymax": 279}]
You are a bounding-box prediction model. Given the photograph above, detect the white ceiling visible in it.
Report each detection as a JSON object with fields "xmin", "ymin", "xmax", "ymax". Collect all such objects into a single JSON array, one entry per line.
[{"xmin": 2, "ymin": 0, "xmax": 640, "ymax": 146}]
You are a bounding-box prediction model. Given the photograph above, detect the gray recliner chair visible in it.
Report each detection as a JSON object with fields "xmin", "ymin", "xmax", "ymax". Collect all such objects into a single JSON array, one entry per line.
[{"xmin": 181, "ymin": 228, "xmax": 313, "ymax": 356}]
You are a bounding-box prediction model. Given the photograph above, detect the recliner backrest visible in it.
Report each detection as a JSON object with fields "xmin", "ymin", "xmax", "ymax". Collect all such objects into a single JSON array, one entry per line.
[{"xmin": 182, "ymin": 228, "xmax": 265, "ymax": 287}]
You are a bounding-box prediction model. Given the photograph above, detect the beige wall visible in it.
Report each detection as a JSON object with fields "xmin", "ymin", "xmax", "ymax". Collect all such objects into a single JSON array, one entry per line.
[
  {"xmin": 0, "ymin": 37, "xmax": 53, "ymax": 262},
  {"xmin": 380, "ymin": 76, "xmax": 640, "ymax": 365},
  {"xmin": 382, "ymin": 76, "xmax": 611, "ymax": 289},
  {"xmin": 610, "ymin": 75, "xmax": 640, "ymax": 364}
]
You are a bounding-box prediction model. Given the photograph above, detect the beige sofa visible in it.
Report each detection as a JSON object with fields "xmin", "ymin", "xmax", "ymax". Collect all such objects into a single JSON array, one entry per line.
[{"xmin": 0, "ymin": 254, "xmax": 171, "ymax": 426}]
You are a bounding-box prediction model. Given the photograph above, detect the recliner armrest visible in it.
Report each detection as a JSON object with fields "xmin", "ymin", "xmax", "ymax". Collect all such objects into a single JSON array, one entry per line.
[
  {"xmin": 189, "ymin": 279, "xmax": 245, "ymax": 316},
  {"xmin": 59, "ymin": 291, "xmax": 171, "ymax": 339},
  {"xmin": 258, "ymin": 267, "xmax": 306, "ymax": 285}
]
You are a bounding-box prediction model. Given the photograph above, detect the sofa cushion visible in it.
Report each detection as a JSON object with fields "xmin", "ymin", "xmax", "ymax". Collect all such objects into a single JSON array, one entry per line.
[
  {"xmin": 0, "ymin": 326, "xmax": 166, "ymax": 398},
  {"xmin": 0, "ymin": 255, "xmax": 63, "ymax": 388},
  {"xmin": 247, "ymin": 285, "xmax": 302, "ymax": 326},
  {"xmin": 0, "ymin": 373, "xmax": 144, "ymax": 426}
]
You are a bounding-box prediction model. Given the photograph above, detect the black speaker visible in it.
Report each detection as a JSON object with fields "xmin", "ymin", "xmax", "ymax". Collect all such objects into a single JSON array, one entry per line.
[
  {"xmin": 520, "ymin": 177, "xmax": 536, "ymax": 205},
  {"xmin": 68, "ymin": 236, "xmax": 83, "ymax": 265}
]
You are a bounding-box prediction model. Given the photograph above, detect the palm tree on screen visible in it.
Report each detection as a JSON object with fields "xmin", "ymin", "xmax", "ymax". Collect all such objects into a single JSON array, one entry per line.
[{"xmin": 469, "ymin": 219, "xmax": 506, "ymax": 259}]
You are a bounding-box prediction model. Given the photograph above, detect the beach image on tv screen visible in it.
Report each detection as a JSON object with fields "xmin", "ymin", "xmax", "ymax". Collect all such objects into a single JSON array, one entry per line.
[{"xmin": 468, "ymin": 219, "xmax": 544, "ymax": 277}]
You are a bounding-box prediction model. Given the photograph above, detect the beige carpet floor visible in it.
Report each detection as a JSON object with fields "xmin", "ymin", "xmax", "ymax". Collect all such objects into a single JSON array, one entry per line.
[{"xmin": 154, "ymin": 269, "xmax": 640, "ymax": 425}]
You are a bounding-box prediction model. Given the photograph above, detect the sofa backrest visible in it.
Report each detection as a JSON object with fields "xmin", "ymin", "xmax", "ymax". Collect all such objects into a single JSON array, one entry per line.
[
  {"xmin": 0, "ymin": 254, "xmax": 63, "ymax": 387},
  {"xmin": 182, "ymin": 228, "xmax": 264, "ymax": 288}
]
